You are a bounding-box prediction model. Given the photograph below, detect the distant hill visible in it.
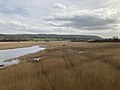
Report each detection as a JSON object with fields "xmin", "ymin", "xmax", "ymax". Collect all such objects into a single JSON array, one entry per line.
[{"xmin": 0, "ymin": 34, "xmax": 102, "ymax": 42}]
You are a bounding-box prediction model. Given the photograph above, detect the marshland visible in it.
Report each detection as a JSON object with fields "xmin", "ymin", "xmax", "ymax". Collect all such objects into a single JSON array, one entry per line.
[
  {"xmin": 0, "ymin": 41, "xmax": 120, "ymax": 90},
  {"xmin": 0, "ymin": 0, "xmax": 120, "ymax": 90}
]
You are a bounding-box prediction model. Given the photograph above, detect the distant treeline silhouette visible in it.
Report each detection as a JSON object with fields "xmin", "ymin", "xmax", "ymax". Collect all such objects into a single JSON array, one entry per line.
[
  {"xmin": 88, "ymin": 36, "xmax": 120, "ymax": 43},
  {"xmin": 0, "ymin": 34, "xmax": 102, "ymax": 42}
]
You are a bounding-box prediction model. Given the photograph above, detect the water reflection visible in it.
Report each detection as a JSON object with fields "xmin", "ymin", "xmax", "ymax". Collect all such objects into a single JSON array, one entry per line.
[{"xmin": 0, "ymin": 46, "xmax": 45, "ymax": 61}]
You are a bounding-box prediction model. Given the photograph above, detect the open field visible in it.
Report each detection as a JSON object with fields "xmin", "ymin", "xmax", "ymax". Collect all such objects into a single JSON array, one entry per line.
[
  {"xmin": 0, "ymin": 41, "xmax": 120, "ymax": 90},
  {"xmin": 0, "ymin": 42, "xmax": 47, "ymax": 50}
]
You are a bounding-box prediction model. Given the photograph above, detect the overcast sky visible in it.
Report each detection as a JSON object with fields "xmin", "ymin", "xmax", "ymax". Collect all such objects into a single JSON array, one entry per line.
[{"xmin": 0, "ymin": 0, "xmax": 120, "ymax": 37}]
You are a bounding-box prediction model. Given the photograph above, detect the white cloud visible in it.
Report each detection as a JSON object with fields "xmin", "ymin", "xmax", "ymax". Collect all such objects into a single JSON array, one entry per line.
[
  {"xmin": 0, "ymin": 0, "xmax": 120, "ymax": 37},
  {"xmin": 46, "ymin": 4, "xmax": 120, "ymax": 31},
  {"xmin": 53, "ymin": 3, "xmax": 66, "ymax": 9},
  {"xmin": 0, "ymin": 19, "xmax": 28, "ymax": 27}
]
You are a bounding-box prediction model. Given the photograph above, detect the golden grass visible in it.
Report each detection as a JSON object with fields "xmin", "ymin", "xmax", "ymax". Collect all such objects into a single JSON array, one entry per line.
[
  {"xmin": 0, "ymin": 41, "xmax": 47, "ymax": 50},
  {"xmin": 0, "ymin": 42, "xmax": 120, "ymax": 90}
]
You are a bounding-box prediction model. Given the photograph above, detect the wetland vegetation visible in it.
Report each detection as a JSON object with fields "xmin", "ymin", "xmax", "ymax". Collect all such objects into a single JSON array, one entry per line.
[{"xmin": 0, "ymin": 42, "xmax": 120, "ymax": 90}]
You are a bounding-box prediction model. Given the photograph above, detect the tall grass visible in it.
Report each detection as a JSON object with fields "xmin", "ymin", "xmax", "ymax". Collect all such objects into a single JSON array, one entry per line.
[{"xmin": 0, "ymin": 42, "xmax": 120, "ymax": 90}]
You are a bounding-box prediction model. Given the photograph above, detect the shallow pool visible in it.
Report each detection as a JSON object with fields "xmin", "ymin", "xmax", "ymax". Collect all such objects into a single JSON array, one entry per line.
[{"xmin": 0, "ymin": 46, "xmax": 46, "ymax": 61}]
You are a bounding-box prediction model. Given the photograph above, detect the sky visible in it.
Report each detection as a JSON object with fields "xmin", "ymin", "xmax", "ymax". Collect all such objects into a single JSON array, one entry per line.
[{"xmin": 0, "ymin": 0, "xmax": 120, "ymax": 38}]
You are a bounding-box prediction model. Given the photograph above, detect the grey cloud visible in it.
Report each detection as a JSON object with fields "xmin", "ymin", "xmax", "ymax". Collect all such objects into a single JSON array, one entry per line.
[
  {"xmin": 0, "ymin": 0, "xmax": 120, "ymax": 37},
  {"xmin": 59, "ymin": 15, "xmax": 118, "ymax": 30},
  {"xmin": 46, "ymin": 7, "xmax": 119, "ymax": 31},
  {"xmin": 0, "ymin": 7, "xmax": 28, "ymax": 16}
]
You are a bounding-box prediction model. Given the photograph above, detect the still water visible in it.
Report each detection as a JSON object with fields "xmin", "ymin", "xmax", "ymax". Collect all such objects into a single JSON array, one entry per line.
[{"xmin": 0, "ymin": 46, "xmax": 46, "ymax": 61}]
